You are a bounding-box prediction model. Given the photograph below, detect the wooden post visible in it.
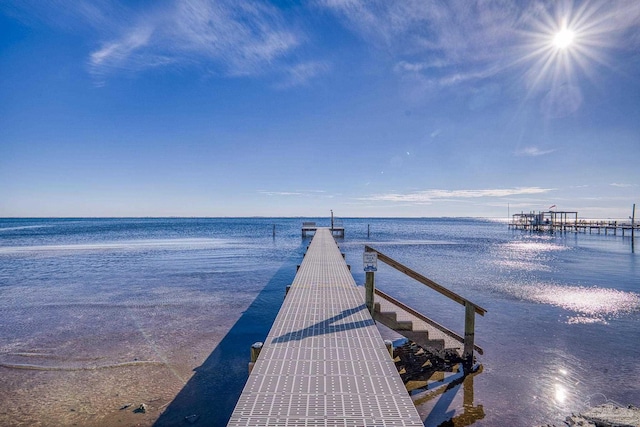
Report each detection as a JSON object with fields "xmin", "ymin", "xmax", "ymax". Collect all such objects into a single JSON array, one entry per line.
[
  {"xmin": 365, "ymin": 271, "xmax": 375, "ymax": 315},
  {"xmin": 632, "ymin": 203, "xmax": 636, "ymax": 253},
  {"xmin": 463, "ymin": 301, "xmax": 475, "ymax": 367},
  {"xmin": 384, "ymin": 340, "xmax": 393, "ymax": 358},
  {"xmin": 367, "ymin": 224, "xmax": 370, "ymax": 239},
  {"xmin": 249, "ymin": 341, "xmax": 263, "ymax": 374}
]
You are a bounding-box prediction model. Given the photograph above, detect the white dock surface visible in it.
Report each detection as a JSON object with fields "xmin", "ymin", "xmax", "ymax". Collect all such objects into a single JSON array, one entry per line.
[{"xmin": 228, "ymin": 228, "xmax": 423, "ymax": 426}]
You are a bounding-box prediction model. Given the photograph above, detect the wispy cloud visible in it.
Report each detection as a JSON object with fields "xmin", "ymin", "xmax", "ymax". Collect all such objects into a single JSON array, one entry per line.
[
  {"xmin": 516, "ymin": 146, "xmax": 557, "ymax": 157},
  {"xmin": 317, "ymin": 0, "xmax": 525, "ymax": 85},
  {"xmin": 274, "ymin": 61, "xmax": 331, "ymax": 88},
  {"xmin": 610, "ymin": 183, "xmax": 637, "ymax": 188},
  {"xmin": 1, "ymin": 0, "xmax": 119, "ymax": 32},
  {"xmin": 258, "ymin": 190, "xmax": 328, "ymax": 197},
  {"xmin": 87, "ymin": 0, "xmax": 307, "ymax": 82},
  {"xmin": 318, "ymin": 0, "xmax": 640, "ymax": 91},
  {"xmin": 5, "ymin": 1, "xmax": 316, "ymax": 83},
  {"xmin": 361, "ymin": 187, "xmax": 553, "ymax": 203},
  {"xmin": 259, "ymin": 191, "xmax": 303, "ymax": 197}
]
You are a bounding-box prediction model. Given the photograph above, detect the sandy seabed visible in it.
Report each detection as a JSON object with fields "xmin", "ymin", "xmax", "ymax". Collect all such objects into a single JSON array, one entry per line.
[{"xmin": 0, "ymin": 301, "xmax": 247, "ymax": 427}]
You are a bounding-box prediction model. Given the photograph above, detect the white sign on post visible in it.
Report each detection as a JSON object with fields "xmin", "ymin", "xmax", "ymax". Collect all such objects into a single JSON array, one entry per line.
[{"xmin": 363, "ymin": 252, "xmax": 378, "ymax": 272}]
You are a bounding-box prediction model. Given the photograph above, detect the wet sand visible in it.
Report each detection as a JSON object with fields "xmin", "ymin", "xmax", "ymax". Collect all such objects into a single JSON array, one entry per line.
[{"xmin": 0, "ymin": 303, "xmax": 247, "ymax": 427}]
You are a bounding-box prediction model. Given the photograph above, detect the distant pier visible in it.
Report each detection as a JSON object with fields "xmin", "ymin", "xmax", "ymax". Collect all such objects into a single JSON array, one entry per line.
[
  {"xmin": 509, "ymin": 210, "xmax": 639, "ymax": 237},
  {"xmin": 301, "ymin": 221, "xmax": 345, "ymax": 238}
]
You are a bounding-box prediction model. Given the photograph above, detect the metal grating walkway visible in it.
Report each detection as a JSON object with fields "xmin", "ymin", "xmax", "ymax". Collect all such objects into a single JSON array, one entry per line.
[{"xmin": 228, "ymin": 228, "xmax": 423, "ymax": 426}]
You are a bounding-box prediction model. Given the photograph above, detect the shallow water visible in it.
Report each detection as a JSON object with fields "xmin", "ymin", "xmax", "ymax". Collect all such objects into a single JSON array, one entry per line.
[{"xmin": 0, "ymin": 218, "xmax": 638, "ymax": 426}]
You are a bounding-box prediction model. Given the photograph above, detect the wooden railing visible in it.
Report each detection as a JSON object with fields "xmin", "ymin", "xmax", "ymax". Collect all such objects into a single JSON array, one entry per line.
[
  {"xmin": 374, "ymin": 288, "xmax": 483, "ymax": 355},
  {"xmin": 364, "ymin": 245, "xmax": 486, "ymax": 366}
]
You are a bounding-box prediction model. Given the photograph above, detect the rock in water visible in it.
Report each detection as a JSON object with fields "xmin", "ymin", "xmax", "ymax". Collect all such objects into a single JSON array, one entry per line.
[
  {"xmin": 185, "ymin": 414, "xmax": 199, "ymax": 424},
  {"xmin": 580, "ymin": 403, "xmax": 640, "ymax": 427},
  {"xmin": 565, "ymin": 414, "xmax": 596, "ymax": 426},
  {"xmin": 133, "ymin": 403, "xmax": 147, "ymax": 414}
]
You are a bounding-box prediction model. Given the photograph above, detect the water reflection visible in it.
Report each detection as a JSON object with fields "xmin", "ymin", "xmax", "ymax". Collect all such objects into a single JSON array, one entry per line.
[
  {"xmin": 499, "ymin": 282, "xmax": 640, "ymax": 324},
  {"xmin": 491, "ymin": 236, "xmax": 640, "ymax": 323},
  {"xmin": 412, "ymin": 365, "xmax": 485, "ymax": 427},
  {"xmin": 493, "ymin": 240, "xmax": 569, "ymax": 272},
  {"xmin": 554, "ymin": 383, "xmax": 567, "ymax": 404},
  {"xmin": 532, "ymin": 353, "xmax": 587, "ymax": 418}
]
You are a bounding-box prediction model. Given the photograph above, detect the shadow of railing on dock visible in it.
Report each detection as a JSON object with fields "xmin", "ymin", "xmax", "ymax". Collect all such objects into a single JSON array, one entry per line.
[
  {"xmin": 271, "ymin": 304, "xmax": 373, "ymax": 343},
  {"xmin": 152, "ymin": 249, "xmax": 301, "ymax": 427}
]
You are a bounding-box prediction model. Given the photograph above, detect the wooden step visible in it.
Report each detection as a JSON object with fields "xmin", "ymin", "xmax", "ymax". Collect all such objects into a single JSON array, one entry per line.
[
  {"xmin": 373, "ymin": 308, "xmax": 450, "ymax": 353},
  {"xmin": 400, "ymin": 330, "xmax": 446, "ymax": 353},
  {"xmin": 373, "ymin": 304, "xmax": 414, "ymax": 330},
  {"xmin": 365, "ymin": 288, "xmax": 473, "ymax": 357}
]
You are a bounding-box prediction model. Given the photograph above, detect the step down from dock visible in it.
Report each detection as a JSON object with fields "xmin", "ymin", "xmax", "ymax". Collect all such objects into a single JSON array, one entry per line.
[
  {"xmin": 228, "ymin": 228, "xmax": 423, "ymax": 426},
  {"xmin": 363, "ymin": 288, "xmax": 483, "ymax": 358}
]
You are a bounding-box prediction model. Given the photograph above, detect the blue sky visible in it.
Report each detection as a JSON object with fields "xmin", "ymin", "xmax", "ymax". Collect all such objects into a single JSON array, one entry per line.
[{"xmin": 1, "ymin": 0, "xmax": 638, "ymax": 218}]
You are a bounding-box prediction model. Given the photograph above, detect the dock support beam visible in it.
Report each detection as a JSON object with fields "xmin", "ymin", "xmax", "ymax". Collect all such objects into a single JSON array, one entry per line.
[{"xmin": 463, "ymin": 301, "xmax": 475, "ymax": 367}]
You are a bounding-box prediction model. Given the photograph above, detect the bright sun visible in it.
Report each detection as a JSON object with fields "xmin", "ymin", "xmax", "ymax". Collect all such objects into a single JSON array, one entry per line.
[{"xmin": 553, "ymin": 28, "xmax": 575, "ymax": 49}]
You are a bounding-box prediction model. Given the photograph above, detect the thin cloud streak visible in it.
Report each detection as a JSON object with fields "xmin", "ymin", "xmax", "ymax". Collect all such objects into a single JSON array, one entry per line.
[
  {"xmin": 361, "ymin": 187, "xmax": 553, "ymax": 203},
  {"xmin": 319, "ymin": 0, "xmax": 640, "ymax": 91},
  {"xmin": 258, "ymin": 191, "xmax": 303, "ymax": 197},
  {"xmin": 610, "ymin": 183, "xmax": 637, "ymax": 188},
  {"xmin": 2, "ymin": 0, "xmax": 120, "ymax": 33},
  {"xmin": 318, "ymin": 0, "xmax": 526, "ymax": 85},
  {"xmin": 83, "ymin": 0, "xmax": 315, "ymax": 83},
  {"xmin": 274, "ymin": 61, "xmax": 331, "ymax": 88},
  {"xmin": 258, "ymin": 190, "xmax": 329, "ymax": 197},
  {"xmin": 516, "ymin": 146, "xmax": 557, "ymax": 157}
]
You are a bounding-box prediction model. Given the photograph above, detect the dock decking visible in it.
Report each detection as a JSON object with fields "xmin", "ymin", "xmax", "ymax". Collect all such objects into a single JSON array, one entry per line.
[
  {"xmin": 228, "ymin": 228, "xmax": 423, "ymax": 426},
  {"xmin": 302, "ymin": 221, "xmax": 345, "ymax": 238}
]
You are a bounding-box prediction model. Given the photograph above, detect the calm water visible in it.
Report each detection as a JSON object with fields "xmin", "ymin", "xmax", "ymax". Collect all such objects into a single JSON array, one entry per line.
[{"xmin": 0, "ymin": 218, "xmax": 638, "ymax": 426}]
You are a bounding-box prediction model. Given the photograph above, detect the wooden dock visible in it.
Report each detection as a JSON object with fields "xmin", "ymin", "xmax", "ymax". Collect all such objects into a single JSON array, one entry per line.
[
  {"xmin": 509, "ymin": 209, "xmax": 639, "ymax": 237},
  {"xmin": 302, "ymin": 221, "xmax": 345, "ymax": 238},
  {"xmin": 228, "ymin": 228, "xmax": 423, "ymax": 426}
]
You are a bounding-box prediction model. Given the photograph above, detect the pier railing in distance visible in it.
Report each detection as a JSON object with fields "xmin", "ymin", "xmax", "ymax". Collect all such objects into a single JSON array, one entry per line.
[{"xmin": 364, "ymin": 245, "xmax": 486, "ymax": 366}]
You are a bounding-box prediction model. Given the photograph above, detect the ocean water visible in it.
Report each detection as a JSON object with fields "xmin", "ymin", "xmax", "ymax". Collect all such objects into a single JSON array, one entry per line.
[{"xmin": 0, "ymin": 217, "xmax": 638, "ymax": 426}]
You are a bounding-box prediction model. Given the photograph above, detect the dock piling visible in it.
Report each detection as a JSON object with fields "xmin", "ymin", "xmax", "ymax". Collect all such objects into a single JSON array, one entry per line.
[
  {"xmin": 365, "ymin": 271, "xmax": 375, "ymax": 315},
  {"xmin": 632, "ymin": 204, "xmax": 636, "ymax": 253},
  {"xmin": 248, "ymin": 342, "xmax": 263, "ymax": 374},
  {"xmin": 463, "ymin": 302, "xmax": 476, "ymax": 368},
  {"xmin": 384, "ymin": 339, "xmax": 394, "ymax": 358}
]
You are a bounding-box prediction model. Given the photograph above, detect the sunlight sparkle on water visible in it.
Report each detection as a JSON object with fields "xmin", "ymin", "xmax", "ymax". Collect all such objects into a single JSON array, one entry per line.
[
  {"xmin": 501, "ymin": 283, "xmax": 640, "ymax": 324},
  {"xmin": 554, "ymin": 384, "xmax": 568, "ymax": 404}
]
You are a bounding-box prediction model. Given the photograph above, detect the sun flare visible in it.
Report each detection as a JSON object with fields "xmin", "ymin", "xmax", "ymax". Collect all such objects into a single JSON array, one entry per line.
[{"xmin": 553, "ymin": 28, "xmax": 575, "ymax": 49}]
